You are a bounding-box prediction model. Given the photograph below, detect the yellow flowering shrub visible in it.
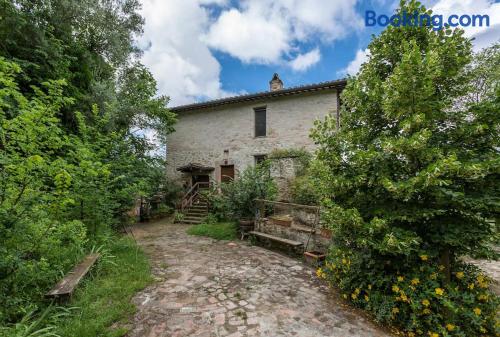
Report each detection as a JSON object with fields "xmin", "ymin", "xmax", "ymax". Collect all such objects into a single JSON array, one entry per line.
[{"xmin": 322, "ymin": 248, "xmax": 499, "ymax": 336}]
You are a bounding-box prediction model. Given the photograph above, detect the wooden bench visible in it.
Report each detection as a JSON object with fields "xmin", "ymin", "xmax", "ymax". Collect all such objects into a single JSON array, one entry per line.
[
  {"xmin": 249, "ymin": 231, "xmax": 303, "ymax": 254},
  {"xmin": 46, "ymin": 253, "xmax": 100, "ymax": 299}
]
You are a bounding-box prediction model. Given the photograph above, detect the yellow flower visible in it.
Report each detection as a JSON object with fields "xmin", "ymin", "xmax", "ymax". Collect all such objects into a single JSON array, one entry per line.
[
  {"xmin": 392, "ymin": 307, "xmax": 399, "ymax": 314},
  {"xmin": 446, "ymin": 324, "xmax": 455, "ymax": 331},
  {"xmin": 364, "ymin": 295, "xmax": 369, "ymax": 301},
  {"xmin": 354, "ymin": 288, "xmax": 360, "ymax": 294},
  {"xmin": 438, "ymin": 265, "xmax": 445, "ymax": 271},
  {"xmin": 473, "ymin": 307, "xmax": 481, "ymax": 316},
  {"xmin": 397, "ymin": 276, "xmax": 404, "ymax": 282},
  {"xmin": 420, "ymin": 255, "xmax": 428, "ymax": 261},
  {"xmin": 316, "ymin": 268, "xmax": 325, "ymax": 279},
  {"xmin": 435, "ymin": 288, "xmax": 444, "ymax": 296},
  {"xmin": 456, "ymin": 271, "xmax": 464, "ymax": 279},
  {"xmin": 411, "ymin": 278, "xmax": 420, "ymax": 285},
  {"xmin": 477, "ymin": 274, "xmax": 485, "ymax": 283},
  {"xmin": 422, "ymin": 299, "xmax": 430, "ymax": 307},
  {"xmin": 479, "ymin": 281, "xmax": 488, "ymax": 289},
  {"xmin": 423, "ymin": 308, "xmax": 431, "ymax": 314},
  {"xmin": 478, "ymin": 294, "xmax": 489, "ymax": 301},
  {"xmin": 428, "ymin": 332, "xmax": 439, "ymax": 337},
  {"xmin": 392, "ymin": 285, "xmax": 400, "ymax": 293},
  {"xmin": 400, "ymin": 293, "xmax": 408, "ymax": 302},
  {"xmin": 368, "ymin": 284, "xmax": 372, "ymax": 290},
  {"xmin": 429, "ymin": 273, "xmax": 437, "ymax": 280},
  {"xmin": 468, "ymin": 283, "xmax": 475, "ymax": 290},
  {"xmin": 351, "ymin": 293, "xmax": 358, "ymax": 300},
  {"xmin": 408, "ymin": 333, "xmax": 415, "ymax": 337},
  {"xmin": 342, "ymin": 258, "xmax": 347, "ymax": 264}
]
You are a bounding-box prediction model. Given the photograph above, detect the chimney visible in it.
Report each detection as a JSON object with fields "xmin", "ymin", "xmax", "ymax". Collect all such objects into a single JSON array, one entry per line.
[{"xmin": 269, "ymin": 73, "xmax": 283, "ymax": 91}]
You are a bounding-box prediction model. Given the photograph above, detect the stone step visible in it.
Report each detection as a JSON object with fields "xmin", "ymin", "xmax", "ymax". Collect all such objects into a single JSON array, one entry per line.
[
  {"xmin": 186, "ymin": 208, "xmax": 207, "ymax": 214},
  {"xmin": 182, "ymin": 219, "xmax": 204, "ymax": 224},
  {"xmin": 190, "ymin": 204, "xmax": 207, "ymax": 209},
  {"xmin": 184, "ymin": 215, "xmax": 205, "ymax": 221},
  {"xmin": 185, "ymin": 213, "xmax": 208, "ymax": 219}
]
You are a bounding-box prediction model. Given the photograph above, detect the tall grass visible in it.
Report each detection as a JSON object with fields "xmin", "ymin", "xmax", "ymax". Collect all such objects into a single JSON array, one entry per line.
[{"xmin": 0, "ymin": 236, "xmax": 152, "ymax": 337}]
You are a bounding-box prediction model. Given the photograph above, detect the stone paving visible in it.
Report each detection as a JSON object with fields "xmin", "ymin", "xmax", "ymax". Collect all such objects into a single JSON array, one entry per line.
[{"xmin": 127, "ymin": 219, "xmax": 393, "ymax": 337}]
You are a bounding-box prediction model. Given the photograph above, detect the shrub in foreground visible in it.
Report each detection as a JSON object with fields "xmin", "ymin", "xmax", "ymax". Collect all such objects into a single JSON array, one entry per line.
[{"xmin": 318, "ymin": 249, "xmax": 499, "ymax": 336}]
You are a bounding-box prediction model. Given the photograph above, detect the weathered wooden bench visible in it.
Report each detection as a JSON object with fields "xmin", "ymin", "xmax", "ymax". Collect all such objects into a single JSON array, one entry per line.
[
  {"xmin": 249, "ymin": 231, "xmax": 303, "ymax": 254},
  {"xmin": 46, "ymin": 253, "xmax": 100, "ymax": 299}
]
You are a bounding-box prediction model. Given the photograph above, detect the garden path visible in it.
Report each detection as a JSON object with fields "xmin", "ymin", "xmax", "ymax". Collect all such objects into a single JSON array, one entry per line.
[{"xmin": 127, "ymin": 219, "xmax": 393, "ymax": 337}]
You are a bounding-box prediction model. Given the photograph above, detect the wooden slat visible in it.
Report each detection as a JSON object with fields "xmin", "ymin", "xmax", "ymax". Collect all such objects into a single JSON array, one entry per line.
[
  {"xmin": 46, "ymin": 253, "xmax": 100, "ymax": 297},
  {"xmin": 249, "ymin": 231, "xmax": 303, "ymax": 247}
]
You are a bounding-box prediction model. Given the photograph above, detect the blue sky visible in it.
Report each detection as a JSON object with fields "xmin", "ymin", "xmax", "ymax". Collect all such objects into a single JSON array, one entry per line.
[{"xmin": 138, "ymin": 0, "xmax": 499, "ymax": 107}]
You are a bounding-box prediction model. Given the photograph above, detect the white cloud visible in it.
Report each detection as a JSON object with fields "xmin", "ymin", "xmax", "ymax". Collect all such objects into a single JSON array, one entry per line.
[
  {"xmin": 205, "ymin": 0, "xmax": 361, "ymax": 65},
  {"xmin": 203, "ymin": 7, "xmax": 289, "ymax": 64},
  {"xmin": 139, "ymin": 0, "xmax": 235, "ymax": 106},
  {"xmin": 340, "ymin": 48, "xmax": 370, "ymax": 76},
  {"xmin": 289, "ymin": 48, "xmax": 321, "ymax": 72},
  {"xmin": 429, "ymin": 0, "xmax": 500, "ymax": 51}
]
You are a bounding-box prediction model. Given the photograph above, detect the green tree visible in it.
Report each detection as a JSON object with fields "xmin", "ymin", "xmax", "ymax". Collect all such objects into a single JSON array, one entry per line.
[{"xmin": 311, "ymin": 1, "xmax": 499, "ymax": 335}]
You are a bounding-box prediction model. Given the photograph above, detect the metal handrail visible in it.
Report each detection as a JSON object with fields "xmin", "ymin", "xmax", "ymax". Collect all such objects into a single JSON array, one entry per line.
[{"xmin": 181, "ymin": 182, "xmax": 210, "ymax": 212}]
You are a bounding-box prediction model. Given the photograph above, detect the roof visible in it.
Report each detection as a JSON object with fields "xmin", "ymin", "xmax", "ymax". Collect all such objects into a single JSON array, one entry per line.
[
  {"xmin": 176, "ymin": 163, "xmax": 215, "ymax": 173},
  {"xmin": 169, "ymin": 78, "xmax": 347, "ymax": 113}
]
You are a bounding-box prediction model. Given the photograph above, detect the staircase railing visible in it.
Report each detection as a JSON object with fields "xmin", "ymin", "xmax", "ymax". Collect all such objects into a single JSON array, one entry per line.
[{"xmin": 180, "ymin": 182, "xmax": 210, "ymax": 213}]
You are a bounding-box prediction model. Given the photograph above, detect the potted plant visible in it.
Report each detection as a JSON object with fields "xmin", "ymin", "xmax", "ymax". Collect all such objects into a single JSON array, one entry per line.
[
  {"xmin": 304, "ymin": 251, "xmax": 326, "ymax": 266},
  {"xmin": 221, "ymin": 165, "xmax": 277, "ymax": 235},
  {"xmin": 270, "ymin": 214, "xmax": 293, "ymax": 227},
  {"xmin": 320, "ymin": 227, "xmax": 332, "ymax": 239}
]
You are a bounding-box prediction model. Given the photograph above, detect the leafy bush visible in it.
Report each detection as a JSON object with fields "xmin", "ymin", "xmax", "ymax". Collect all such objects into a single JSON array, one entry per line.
[
  {"xmin": 174, "ymin": 211, "xmax": 185, "ymax": 223},
  {"xmin": 203, "ymin": 164, "xmax": 277, "ymax": 220},
  {"xmin": 319, "ymin": 250, "xmax": 499, "ymax": 336},
  {"xmin": 186, "ymin": 222, "xmax": 237, "ymax": 241},
  {"xmin": 200, "ymin": 187, "xmax": 231, "ymax": 221},
  {"xmin": 204, "ymin": 213, "xmax": 219, "ymax": 225},
  {"xmin": 290, "ymin": 174, "xmax": 321, "ymax": 206},
  {"xmin": 311, "ymin": 1, "xmax": 499, "ymax": 336}
]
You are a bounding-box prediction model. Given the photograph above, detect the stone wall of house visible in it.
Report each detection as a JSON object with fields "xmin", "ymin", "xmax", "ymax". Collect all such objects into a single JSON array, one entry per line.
[
  {"xmin": 166, "ymin": 90, "xmax": 339, "ymax": 184},
  {"xmin": 269, "ymin": 157, "xmax": 305, "ymax": 201}
]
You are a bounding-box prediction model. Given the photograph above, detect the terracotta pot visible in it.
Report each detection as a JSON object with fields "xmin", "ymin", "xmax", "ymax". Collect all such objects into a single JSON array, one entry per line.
[
  {"xmin": 304, "ymin": 251, "xmax": 326, "ymax": 266},
  {"xmin": 320, "ymin": 228, "xmax": 332, "ymax": 239},
  {"xmin": 270, "ymin": 216, "xmax": 292, "ymax": 227}
]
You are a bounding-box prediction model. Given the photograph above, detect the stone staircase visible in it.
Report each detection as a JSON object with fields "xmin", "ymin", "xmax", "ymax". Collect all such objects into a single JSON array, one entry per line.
[{"xmin": 180, "ymin": 199, "xmax": 208, "ymax": 224}]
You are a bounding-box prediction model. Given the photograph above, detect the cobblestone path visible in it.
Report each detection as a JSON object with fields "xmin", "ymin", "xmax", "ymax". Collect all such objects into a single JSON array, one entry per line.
[{"xmin": 128, "ymin": 219, "xmax": 393, "ymax": 337}]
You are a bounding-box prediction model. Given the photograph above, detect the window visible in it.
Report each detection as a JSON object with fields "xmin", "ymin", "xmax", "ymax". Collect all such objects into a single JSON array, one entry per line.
[
  {"xmin": 254, "ymin": 154, "xmax": 267, "ymax": 166},
  {"xmin": 254, "ymin": 107, "xmax": 266, "ymax": 137}
]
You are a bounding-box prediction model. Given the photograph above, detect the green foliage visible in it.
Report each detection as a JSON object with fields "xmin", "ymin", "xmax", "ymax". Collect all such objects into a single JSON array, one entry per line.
[
  {"xmin": 290, "ymin": 174, "xmax": 321, "ymax": 206},
  {"xmin": 460, "ymin": 42, "xmax": 500, "ymax": 106},
  {"xmin": 0, "ymin": 236, "xmax": 151, "ymax": 337},
  {"xmin": 319, "ymin": 250, "xmax": 499, "ymax": 337},
  {"xmin": 204, "ymin": 165, "xmax": 277, "ymax": 220},
  {"xmin": 186, "ymin": 222, "xmax": 237, "ymax": 241},
  {"xmin": 173, "ymin": 211, "xmax": 185, "ymax": 223},
  {"xmin": 0, "ymin": 0, "xmax": 175, "ymax": 327},
  {"xmin": 55, "ymin": 237, "xmax": 151, "ymax": 337},
  {"xmin": 203, "ymin": 213, "xmax": 219, "ymax": 225},
  {"xmin": 268, "ymin": 147, "xmax": 311, "ymax": 177},
  {"xmin": 311, "ymin": 1, "xmax": 499, "ymax": 335}
]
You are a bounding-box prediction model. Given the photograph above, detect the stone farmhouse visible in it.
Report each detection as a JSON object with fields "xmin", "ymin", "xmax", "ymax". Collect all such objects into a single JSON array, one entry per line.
[{"xmin": 167, "ymin": 74, "xmax": 346, "ymax": 188}]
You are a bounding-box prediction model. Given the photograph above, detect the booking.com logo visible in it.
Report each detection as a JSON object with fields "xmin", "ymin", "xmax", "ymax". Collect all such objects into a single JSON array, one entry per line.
[{"xmin": 366, "ymin": 10, "xmax": 490, "ymax": 31}]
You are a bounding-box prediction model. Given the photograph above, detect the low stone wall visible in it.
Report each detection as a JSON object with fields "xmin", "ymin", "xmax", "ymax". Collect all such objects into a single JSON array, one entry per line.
[{"xmin": 255, "ymin": 218, "xmax": 330, "ymax": 253}]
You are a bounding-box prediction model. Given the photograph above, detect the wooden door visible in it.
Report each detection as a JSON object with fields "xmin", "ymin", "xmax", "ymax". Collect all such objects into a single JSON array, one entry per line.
[{"xmin": 220, "ymin": 165, "xmax": 234, "ymax": 183}]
